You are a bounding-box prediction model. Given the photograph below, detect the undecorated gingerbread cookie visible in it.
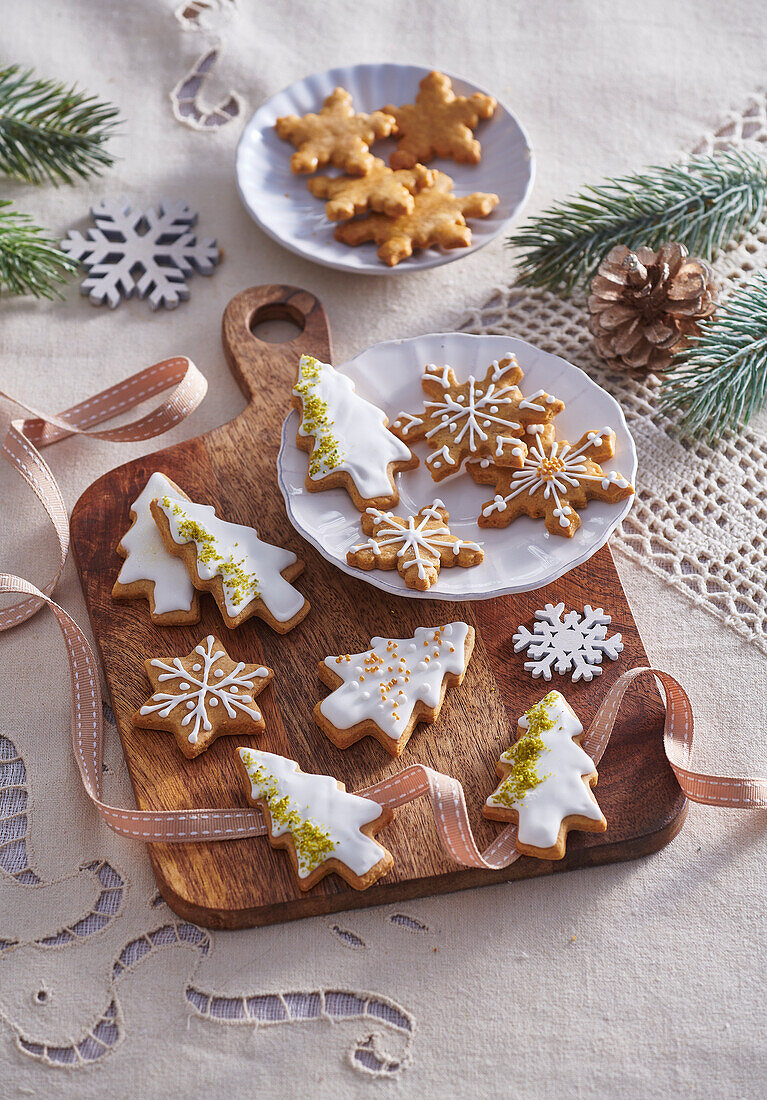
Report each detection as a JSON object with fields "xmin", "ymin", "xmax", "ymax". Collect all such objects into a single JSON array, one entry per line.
[
  {"xmin": 478, "ymin": 428, "xmax": 634, "ymax": 537},
  {"xmin": 275, "ymin": 87, "xmax": 395, "ymax": 175},
  {"xmin": 236, "ymin": 748, "xmax": 394, "ymax": 891},
  {"xmin": 151, "ymin": 493, "xmax": 309, "ymax": 631},
  {"xmin": 346, "ymin": 500, "xmax": 483, "ymax": 591},
  {"xmin": 316, "ymin": 622, "xmax": 475, "ymax": 756},
  {"xmin": 384, "ymin": 70, "xmax": 497, "ymax": 168},
  {"xmin": 292, "ymin": 353, "xmax": 417, "ymax": 510},
  {"xmin": 482, "ymin": 690, "xmax": 607, "ymax": 860},
  {"xmin": 134, "ymin": 635, "xmax": 273, "ymax": 759},
  {"xmin": 307, "ymin": 158, "xmax": 435, "ymax": 220},
  {"xmin": 334, "ymin": 170, "xmax": 498, "ymax": 266}
]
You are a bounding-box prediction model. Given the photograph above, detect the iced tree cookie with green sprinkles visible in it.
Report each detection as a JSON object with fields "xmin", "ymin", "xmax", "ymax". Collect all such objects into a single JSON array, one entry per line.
[
  {"xmin": 292, "ymin": 353, "xmax": 418, "ymax": 511},
  {"xmin": 151, "ymin": 494, "xmax": 309, "ymax": 632},
  {"xmin": 482, "ymin": 690, "xmax": 606, "ymax": 860},
  {"xmin": 134, "ymin": 635, "xmax": 273, "ymax": 759},
  {"xmin": 236, "ymin": 749, "xmax": 394, "ymax": 891},
  {"xmin": 315, "ymin": 622, "xmax": 474, "ymax": 757}
]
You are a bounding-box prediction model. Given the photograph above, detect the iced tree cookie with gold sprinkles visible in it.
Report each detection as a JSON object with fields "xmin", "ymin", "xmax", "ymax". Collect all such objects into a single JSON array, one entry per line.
[
  {"xmin": 275, "ymin": 87, "xmax": 395, "ymax": 175},
  {"xmin": 292, "ymin": 353, "xmax": 417, "ymax": 511},
  {"xmin": 483, "ymin": 690, "xmax": 606, "ymax": 860},
  {"xmin": 151, "ymin": 494, "xmax": 309, "ymax": 632},
  {"xmin": 316, "ymin": 622, "xmax": 475, "ymax": 757},
  {"xmin": 134, "ymin": 635, "xmax": 273, "ymax": 760},
  {"xmin": 236, "ymin": 748, "xmax": 394, "ymax": 891},
  {"xmin": 347, "ymin": 500, "xmax": 483, "ymax": 591},
  {"xmin": 478, "ymin": 428, "xmax": 634, "ymax": 537}
]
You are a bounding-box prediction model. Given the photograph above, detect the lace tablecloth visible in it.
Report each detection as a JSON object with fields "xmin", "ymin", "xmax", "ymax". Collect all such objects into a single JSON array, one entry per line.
[{"xmin": 1, "ymin": 1, "xmax": 766, "ymax": 1095}]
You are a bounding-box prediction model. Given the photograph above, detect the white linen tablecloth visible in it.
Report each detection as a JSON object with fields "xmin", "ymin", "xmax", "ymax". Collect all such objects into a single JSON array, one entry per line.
[{"xmin": 1, "ymin": 1, "xmax": 765, "ymax": 1095}]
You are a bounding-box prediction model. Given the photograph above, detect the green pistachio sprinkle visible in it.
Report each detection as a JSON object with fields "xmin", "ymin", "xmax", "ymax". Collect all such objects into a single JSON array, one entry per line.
[{"xmin": 295, "ymin": 356, "xmax": 345, "ymax": 478}]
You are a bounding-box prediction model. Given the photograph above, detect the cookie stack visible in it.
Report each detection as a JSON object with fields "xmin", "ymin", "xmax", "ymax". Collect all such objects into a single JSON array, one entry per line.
[{"xmin": 274, "ymin": 71, "xmax": 500, "ymax": 265}]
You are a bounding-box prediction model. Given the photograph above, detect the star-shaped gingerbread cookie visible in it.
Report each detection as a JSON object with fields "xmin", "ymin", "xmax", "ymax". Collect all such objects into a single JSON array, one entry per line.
[
  {"xmin": 384, "ymin": 70, "xmax": 497, "ymax": 169},
  {"xmin": 478, "ymin": 429, "xmax": 634, "ymax": 537},
  {"xmin": 307, "ymin": 159, "xmax": 435, "ymax": 220},
  {"xmin": 275, "ymin": 88, "xmax": 395, "ymax": 175},
  {"xmin": 133, "ymin": 634, "xmax": 273, "ymax": 759},
  {"xmin": 334, "ymin": 170, "xmax": 498, "ymax": 266},
  {"xmin": 389, "ymin": 355, "xmax": 564, "ymax": 481},
  {"xmin": 346, "ymin": 500, "xmax": 483, "ymax": 591}
]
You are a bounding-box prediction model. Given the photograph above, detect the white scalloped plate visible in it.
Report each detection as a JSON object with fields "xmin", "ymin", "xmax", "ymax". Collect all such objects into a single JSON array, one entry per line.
[
  {"xmin": 277, "ymin": 333, "xmax": 637, "ymax": 601},
  {"xmin": 236, "ymin": 63, "xmax": 534, "ymax": 274}
]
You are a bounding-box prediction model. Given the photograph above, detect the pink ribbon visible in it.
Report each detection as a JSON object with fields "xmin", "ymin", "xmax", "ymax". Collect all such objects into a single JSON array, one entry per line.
[{"xmin": 2, "ymin": 369, "xmax": 766, "ymax": 869}]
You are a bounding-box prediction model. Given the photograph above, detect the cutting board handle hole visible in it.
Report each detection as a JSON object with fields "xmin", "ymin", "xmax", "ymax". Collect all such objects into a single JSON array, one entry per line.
[{"xmin": 248, "ymin": 303, "xmax": 306, "ymax": 345}]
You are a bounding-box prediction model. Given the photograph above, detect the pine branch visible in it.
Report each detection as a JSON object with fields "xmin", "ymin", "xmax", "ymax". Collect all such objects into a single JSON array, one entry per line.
[
  {"xmin": 658, "ymin": 273, "xmax": 767, "ymax": 439},
  {"xmin": 508, "ymin": 150, "xmax": 767, "ymax": 295},
  {"xmin": 0, "ymin": 200, "xmax": 76, "ymax": 298},
  {"xmin": 0, "ymin": 64, "xmax": 120, "ymax": 185}
]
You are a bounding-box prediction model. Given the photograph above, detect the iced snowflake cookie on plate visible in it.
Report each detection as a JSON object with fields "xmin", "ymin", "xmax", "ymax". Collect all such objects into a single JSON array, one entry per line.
[
  {"xmin": 112, "ymin": 472, "xmax": 200, "ymax": 625},
  {"xmin": 151, "ymin": 493, "xmax": 309, "ymax": 632},
  {"xmin": 346, "ymin": 500, "xmax": 483, "ymax": 592},
  {"xmin": 236, "ymin": 749, "xmax": 394, "ymax": 891},
  {"xmin": 134, "ymin": 635, "xmax": 273, "ymax": 759},
  {"xmin": 292, "ymin": 353, "xmax": 417, "ymax": 511},
  {"xmin": 477, "ymin": 429, "xmax": 634, "ymax": 537},
  {"xmin": 315, "ymin": 623, "xmax": 475, "ymax": 757},
  {"xmin": 483, "ymin": 690, "xmax": 607, "ymax": 860}
]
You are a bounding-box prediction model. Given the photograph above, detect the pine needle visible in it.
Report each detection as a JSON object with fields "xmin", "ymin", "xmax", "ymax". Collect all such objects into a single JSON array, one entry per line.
[
  {"xmin": 659, "ymin": 273, "xmax": 767, "ymax": 439},
  {"xmin": 0, "ymin": 64, "xmax": 120, "ymax": 185},
  {"xmin": 0, "ymin": 199, "xmax": 76, "ymax": 298},
  {"xmin": 508, "ymin": 150, "xmax": 767, "ymax": 295}
]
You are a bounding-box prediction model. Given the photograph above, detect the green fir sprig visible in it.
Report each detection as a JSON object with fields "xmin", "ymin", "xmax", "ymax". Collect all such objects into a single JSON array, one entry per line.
[
  {"xmin": 0, "ymin": 64, "xmax": 119, "ymax": 186},
  {"xmin": 508, "ymin": 150, "xmax": 767, "ymax": 295},
  {"xmin": 0, "ymin": 199, "xmax": 76, "ymax": 298},
  {"xmin": 659, "ymin": 273, "xmax": 767, "ymax": 439}
]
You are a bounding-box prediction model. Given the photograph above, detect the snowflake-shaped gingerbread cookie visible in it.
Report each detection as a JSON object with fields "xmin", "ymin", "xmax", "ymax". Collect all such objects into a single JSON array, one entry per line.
[
  {"xmin": 390, "ymin": 355, "xmax": 564, "ymax": 481},
  {"xmin": 275, "ymin": 88, "xmax": 395, "ymax": 175},
  {"xmin": 384, "ymin": 70, "xmax": 497, "ymax": 168},
  {"xmin": 346, "ymin": 500, "xmax": 483, "ymax": 591},
  {"xmin": 60, "ymin": 199, "xmax": 219, "ymax": 310},
  {"xmin": 513, "ymin": 604, "xmax": 623, "ymax": 682},
  {"xmin": 134, "ymin": 635, "xmax": 273, "ymax": 758}
]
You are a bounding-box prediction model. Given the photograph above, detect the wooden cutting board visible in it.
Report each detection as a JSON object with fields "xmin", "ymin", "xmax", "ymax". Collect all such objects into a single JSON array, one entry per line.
[{"xmin": 70, "ymin": 285, "xmax": 686, "ymax": 929}]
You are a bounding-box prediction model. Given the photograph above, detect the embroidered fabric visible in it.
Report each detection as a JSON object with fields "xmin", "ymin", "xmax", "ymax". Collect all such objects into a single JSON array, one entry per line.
[{"xmin": 460, "ymin": 96, "xmax": 767, "ymax": 655}]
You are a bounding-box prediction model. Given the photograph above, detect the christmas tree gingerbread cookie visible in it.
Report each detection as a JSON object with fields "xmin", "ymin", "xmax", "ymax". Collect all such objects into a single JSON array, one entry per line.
[
  {"xmin": 292, "ymin": 354, "xmax": 418, "ymax": 511},
  {"xmin": 478, "ymin": 428, "xmax": 634, "ymax": 537},
  {"xmin": 307, "ymin": 159, "xmax": 435, "ymax": 221},
  {"xmin": 384, "ymin": 70, "xmax": 497, "ymax": 169},
  {"xmin": 275, "ymin": 87, "xmax": 395, "ymax": 175},
  {"xmin": 236, "ymin": 749, "xmax": 394, "ymax": 891},
  {"xmin": 347, "ymin": 500, "xmax": 483, "ymax": 591},
  {"xmin": 151, "ymin": 494, "xmax": 309, "ymax": 632},
  {"xmin": 334, "ymin": 170, "xmax": 498, "ymax": 266},
  {"xmin": 316, "ymin": 622, "xmax": 475, "ymax": 757},
  {"xmin": 135, "ymin": 635, "xmax": 273, "ymax": 760},
  {"xmin": 483, "ymin": 690, "xmax": 607, "ymax": 860},
  {"xmin": 112, "ymin": 472, "xmax": 200, "ymax": 625},
  {"xmin": 390, "ymin": 355, "xmax": 564, "ymax": 481}
]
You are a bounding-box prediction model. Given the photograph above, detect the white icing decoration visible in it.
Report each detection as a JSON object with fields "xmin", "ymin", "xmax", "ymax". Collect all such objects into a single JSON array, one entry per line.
[
  {"xmin": 513, "ymin": 602, "xmax": 623, "ymax": 682},
  {"xmin": 321, "ymin": 623, "xmax": 471, "ymax": 740},
  {"xmin": 489, "ymin": 354, "xmax": 518, "ymax": 382},
  {"xmin": 139, "ymin": 635, "xmax": 269, "ymax": 745},
  {"xmin": 238, "ymin": 748, "xmax": 387, "ymax": 878},
  {"xmin": 424, "ymin": 362, "xmax": 453, "ymax": 388},
  {"xmin": 156, "ymin": 496, "xmax": 304, "ymax": 621},
  {"xmin": 116, "ymin": 472, "xmax": 195, "ymax": 615},
  {"xmin": 393, "ymin": 411, "xmax": 424, "ymax": 436},
  {"xmin": 353, "ymin": 501, "xmax": 481, "ymax": 582},
  {"xmin": 481, "ymin": 429, "xmax": 628, "ymax": 521},
  {"xmin": 422, "ymin": 370, "xmax": 522, "ymax": 454},
  {"xmin": 518, "ymin": 389, "xmax": 558, "ymax": 412},
  {"xmin": 426, "ymin": 444, "xmax": 457, "ymax": 470},
  {"xmin": 486, "ymin": 691, "xmax": 604, "ymax": 850},
  {"xmin": 293, "ymin": 354, "xmax": 412, "ymax": 499}
]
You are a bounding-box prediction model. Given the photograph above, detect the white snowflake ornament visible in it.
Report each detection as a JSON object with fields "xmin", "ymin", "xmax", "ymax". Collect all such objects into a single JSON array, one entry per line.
[
  {"xmin": 61, "ymin": 199, "xmax": 219, "ymax": 310},
  {"xmin": 513, "ymin": 603, "xmax": 623, "ymax": 682}
]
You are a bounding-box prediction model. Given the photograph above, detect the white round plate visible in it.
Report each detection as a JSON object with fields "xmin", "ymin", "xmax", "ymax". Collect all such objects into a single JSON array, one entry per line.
[
  {"xmin": 277, "ymin": 333, "xmax": 637, "ymax": 601},
  {"xmin": 236, "ymin": 63, "xmax": 534, "ymax": 274}
]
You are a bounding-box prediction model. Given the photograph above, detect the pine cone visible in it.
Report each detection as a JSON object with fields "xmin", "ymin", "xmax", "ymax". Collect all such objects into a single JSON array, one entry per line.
[{"xmin": 588, "ymin": 242, "xmax": 717, "ymax": 372}]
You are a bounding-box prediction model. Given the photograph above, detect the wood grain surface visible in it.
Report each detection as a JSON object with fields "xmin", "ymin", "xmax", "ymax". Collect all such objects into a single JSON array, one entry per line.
[{"xmin": 70, "ymin": 285, "xmax": 686, "ymax": 929}]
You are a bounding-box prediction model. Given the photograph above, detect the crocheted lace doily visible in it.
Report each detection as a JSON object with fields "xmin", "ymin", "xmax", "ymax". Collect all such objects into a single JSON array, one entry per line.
[{"xmin": 461, "ymin": 97, "xmax": 767, "ymax": 655}]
